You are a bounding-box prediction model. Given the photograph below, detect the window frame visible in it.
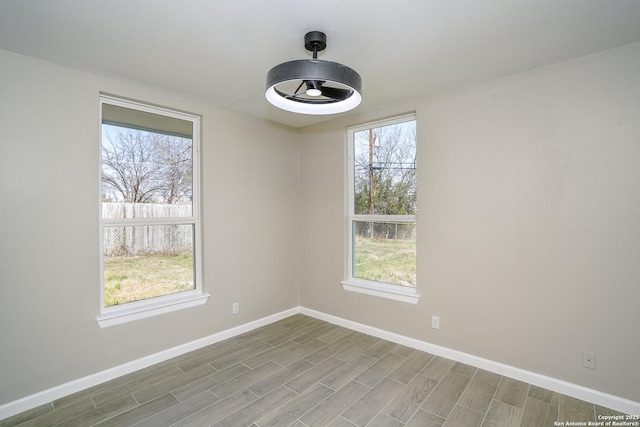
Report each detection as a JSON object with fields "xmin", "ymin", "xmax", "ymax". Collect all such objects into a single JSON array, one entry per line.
[
  {"xmin": 342, "ymin": 114, "xmax": 420, "ymax": 304},
  {"xmin": 97, "ymin": 94, "xmax": 208, "ymax": 327}
]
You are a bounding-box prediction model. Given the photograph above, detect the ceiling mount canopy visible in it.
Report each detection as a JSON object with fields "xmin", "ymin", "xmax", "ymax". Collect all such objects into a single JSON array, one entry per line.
[{"xmin": 265, "ymin": 31, "xmax": 362, "ymax": 115}]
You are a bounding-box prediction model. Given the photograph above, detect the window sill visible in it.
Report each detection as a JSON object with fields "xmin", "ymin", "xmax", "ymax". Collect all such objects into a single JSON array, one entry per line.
[
  {"xmin": 341, "ymin": 279, "xmax": 420, "ymax": 304},
  {"xmin": 97, "ymin": 292, "xmax": 209, "ymax": 328}
]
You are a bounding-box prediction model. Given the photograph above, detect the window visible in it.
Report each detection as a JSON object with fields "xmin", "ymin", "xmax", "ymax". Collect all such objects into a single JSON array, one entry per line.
[
  {"xmin": 97, "ymin": 95, "xmax": 207, "ymax": 327},
  {"xmin": 343, "ymin": 115, "xmax": 419, "ymax": 303}
]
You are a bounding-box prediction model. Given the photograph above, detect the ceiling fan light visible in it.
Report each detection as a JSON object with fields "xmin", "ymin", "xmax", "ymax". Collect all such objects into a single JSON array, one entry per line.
[
  {"xmin": 265, "ymin": 32, "xmax": 362, "ymax": 115},
  {"xmin": 306, "ymin": 88, "xmax": 322, "ymax": 97}
]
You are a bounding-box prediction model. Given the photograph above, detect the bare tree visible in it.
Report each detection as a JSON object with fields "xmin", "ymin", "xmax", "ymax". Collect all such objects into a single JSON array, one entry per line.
[
  {"xmin": 101, "ymin": 126, "xmax": 192, "ymax": 205},
  {"xmin": 153, "ymin": 135, "xmax": 193, "ymax": 204},
  {"xmin": 353, "ymin": 121, "xmax": 416, "ymax": 216}
]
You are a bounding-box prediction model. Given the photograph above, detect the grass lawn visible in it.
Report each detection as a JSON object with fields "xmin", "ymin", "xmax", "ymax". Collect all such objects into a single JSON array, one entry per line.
[
  {"xmin": 354, "ymin": 236, "xmax": 416, "ymax": 287},
  {"xmin": 104, "ymin": 238, "xmax": 415, "ymax": 306},
  {"xmin": 103, "ymin": 252, "xmax": 194, "ymax": 306}
]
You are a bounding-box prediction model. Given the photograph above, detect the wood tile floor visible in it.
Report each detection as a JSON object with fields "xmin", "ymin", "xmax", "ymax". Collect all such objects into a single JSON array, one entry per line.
[{"xmin": 1, "ymin": 314, "xmax": 629, "ymax": 427}]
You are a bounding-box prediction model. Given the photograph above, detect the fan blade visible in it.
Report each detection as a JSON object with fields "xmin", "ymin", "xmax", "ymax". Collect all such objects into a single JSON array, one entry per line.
[
  {"xmin": 320, "ymin": 85, "xmax": 352, "ymax": 101},
  {"xmin": 293, "ymin": 81, "xmax": 305, "ymax": 95},
  {"xmin": 283, "ymin": 81, "xmax": 308, "ymax": 100}
]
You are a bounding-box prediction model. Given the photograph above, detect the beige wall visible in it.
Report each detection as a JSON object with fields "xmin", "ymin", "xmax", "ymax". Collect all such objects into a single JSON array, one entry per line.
[
  {"xmin": 2, "ymin": 40, "xmax": 639, "ymax": 408},
  {"xmin": 0, "ymin": 49, "xmax": 300, "ymax": 405},
  {"xmin": 300, "ymin": 42, "xmax": 640, "ymax": 402}
]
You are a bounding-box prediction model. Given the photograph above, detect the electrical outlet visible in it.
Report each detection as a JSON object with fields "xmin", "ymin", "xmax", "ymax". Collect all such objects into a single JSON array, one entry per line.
[
  {"xmin": 232, "ymin": 303, "xmax": 239, "ymax": 315},
  {"xmin": 582, "ymin": 351, "xmax": 596, "ymax": 370},
  {"xmin": 432, "ymin": 315, "xmax": 440, "ymax": 329}
]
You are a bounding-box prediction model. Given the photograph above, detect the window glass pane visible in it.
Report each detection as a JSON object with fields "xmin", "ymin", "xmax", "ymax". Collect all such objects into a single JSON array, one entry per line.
[
  {"xmin": 353, "ymin": 120, "xmax": 416, "ymax": 215},
  {"xmin": 103, "ymin": 224, "xmax": 194, "ymax": 306},
  {"xmin": 352, "ymin": 220, "xmax": 416, "ymax": 287},
  {"xmin": 101, "ymin": 124, "xmax": 193, "ymax": 217}
]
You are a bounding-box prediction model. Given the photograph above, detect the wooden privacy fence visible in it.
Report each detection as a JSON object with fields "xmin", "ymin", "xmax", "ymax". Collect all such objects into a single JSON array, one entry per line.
[
  {"xmin": 102, "ymin": 202, "xmax": 192, "ymax": 219},
  {"xmin": 102, "ymin": 203, "xmax": 193, "ymax": 257}
]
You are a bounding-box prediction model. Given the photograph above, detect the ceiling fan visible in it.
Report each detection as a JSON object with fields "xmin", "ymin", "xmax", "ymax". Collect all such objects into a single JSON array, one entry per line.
[{"xmin": 265, "ymin": 31, "xmax": 362, "ymax": 115}]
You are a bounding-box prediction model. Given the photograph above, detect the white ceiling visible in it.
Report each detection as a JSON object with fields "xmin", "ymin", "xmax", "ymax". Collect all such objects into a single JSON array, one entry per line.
[{"xmin": 2, "ymin": 0, "xmax": 640, "ymax": 128}]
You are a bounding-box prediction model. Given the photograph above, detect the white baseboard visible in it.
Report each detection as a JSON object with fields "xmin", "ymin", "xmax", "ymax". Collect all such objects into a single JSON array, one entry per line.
[
  {"xmin": 299, "ymin": 307, "xmax": 640, "ymax": 416},
  {"xmin": 2, "ymin": 305, "xmax": 638, "ymax": 420},
  {"xmin": 0, "ymin": 307, "xmax": 298, "ymax": 420}
]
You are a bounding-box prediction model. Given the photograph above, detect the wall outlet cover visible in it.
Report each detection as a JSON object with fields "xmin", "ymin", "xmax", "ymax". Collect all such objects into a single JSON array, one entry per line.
[{"xmin": 582, "ymin": 351, "xmax": 596, "ymax": 370}]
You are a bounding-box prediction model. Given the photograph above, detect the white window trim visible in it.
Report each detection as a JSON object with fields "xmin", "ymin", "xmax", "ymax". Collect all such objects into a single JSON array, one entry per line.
[
  {"xmin": 97, "ymin": 95, "xmax": 207, "ymax": 327},
  {"xmin": 341, "ymin": 279, "xmax": 420, "ymax": 304},
  {"xmin": 344, "ymin": 114, "xmax": 420, "ymax": 304},
  {"xmin": 96, "ymin": 292, "xmax": 209, "ymax": 328}
]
